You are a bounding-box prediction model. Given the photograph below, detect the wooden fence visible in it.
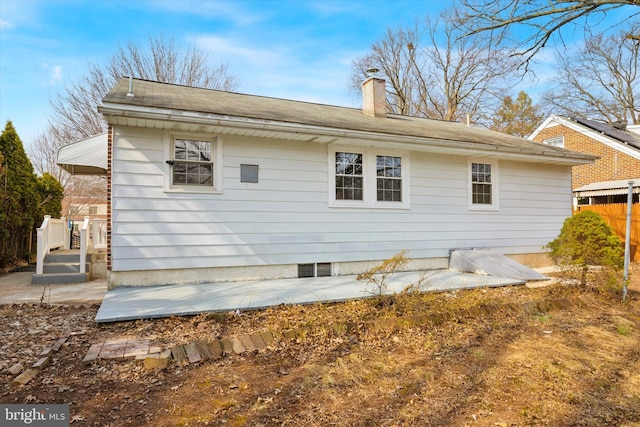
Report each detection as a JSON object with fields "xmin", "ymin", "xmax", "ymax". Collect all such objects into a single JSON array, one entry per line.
[{"xmin": 574, "ymin": 203, "xmax": 640, "ymax": 262}]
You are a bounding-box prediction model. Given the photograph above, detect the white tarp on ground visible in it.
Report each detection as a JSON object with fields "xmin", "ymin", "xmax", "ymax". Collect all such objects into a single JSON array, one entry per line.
[
  {"xmin": 449, "ymin": 249, "xmax": 548, "ymax": 281},
  {"xmin": 57, "ymin": 133, "xmax": 108, "ymax": 175}
]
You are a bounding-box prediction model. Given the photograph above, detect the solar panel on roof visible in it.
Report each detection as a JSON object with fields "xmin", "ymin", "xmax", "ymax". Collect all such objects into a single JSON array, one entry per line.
[{"xmin": 573, "ymin": 117, "xmax": 640, "ymax": 149}]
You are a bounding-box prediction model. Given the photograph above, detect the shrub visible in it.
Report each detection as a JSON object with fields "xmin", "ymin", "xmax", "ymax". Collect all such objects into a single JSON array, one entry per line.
[
  {"xmin": 545, "ymin": 210, "xmax": 624, "ymax": 285},
  {"xmin": 357, "ymin": 250, "xmax": 409, "ymax": 299}
]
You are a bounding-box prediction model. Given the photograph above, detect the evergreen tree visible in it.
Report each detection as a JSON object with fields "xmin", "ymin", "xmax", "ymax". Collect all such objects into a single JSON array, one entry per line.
[
  {"xmin": 36, "ymin": 172, "xmax": 64, "ymax": 221},
  {"xmin": 545, "ymin": 210, "xmax": 625, "ymax": 285},
  {"xmin": 0, "ymin": 121, "xmax": 40, "ymax": 267},
  {"xmin": 491, "ymin": 90, "xmax": 543, "ymax": 138}
]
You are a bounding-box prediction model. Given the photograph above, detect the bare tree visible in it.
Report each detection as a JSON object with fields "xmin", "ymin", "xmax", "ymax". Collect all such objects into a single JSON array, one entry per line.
[
  {"xmin": 542, "ymin": 22, "xmax": 640, "ymax": 125},
  {"xmin": 351, "ymin": 8, "xmax": 518, "ymax": 125},
  {"xmin": 30, "ymin": 34, "xmax": 238, "ymax": 171},
  {"xmin": 458, "ymin": 0, "xmax": 640, "ymax": 68},
  {"xmin": 30, "ymin": 126, "xmax": 67, "ymax": 184}
]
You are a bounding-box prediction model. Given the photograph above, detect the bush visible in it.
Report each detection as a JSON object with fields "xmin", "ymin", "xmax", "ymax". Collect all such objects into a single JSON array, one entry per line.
[
  {"xmin": 545, "ymin": 210, "xmax": 624, "ymax": 285},
  {"xmin": 357, "ymin": 250, "xmax": 409, "ymax": 299}
]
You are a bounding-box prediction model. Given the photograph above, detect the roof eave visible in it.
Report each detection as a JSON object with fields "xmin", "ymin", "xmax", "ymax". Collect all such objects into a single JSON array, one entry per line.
[{"xmin": 99, "ymin": 103, "xmax": 595, "ymax": 166}]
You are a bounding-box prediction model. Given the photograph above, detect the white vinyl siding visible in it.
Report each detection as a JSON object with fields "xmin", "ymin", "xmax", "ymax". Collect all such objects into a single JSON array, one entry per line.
[{"xmin": 110, "ymin": 126, "xmax": 572, "ymax": 273}]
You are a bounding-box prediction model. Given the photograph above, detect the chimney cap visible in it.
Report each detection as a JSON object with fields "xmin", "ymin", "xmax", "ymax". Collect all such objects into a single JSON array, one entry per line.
[{"xmin": 366, "ymin": 67, "xmax": 380, "ymax": 78}]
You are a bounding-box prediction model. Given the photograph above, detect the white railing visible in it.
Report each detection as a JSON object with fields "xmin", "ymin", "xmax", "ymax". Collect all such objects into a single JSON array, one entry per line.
[
  {"xmin": 89, "ymin": 219, "xmax": 107, "ymax": 249},
  {"xmin": 36, "ymin": 216, "xmax": 107, "ymax": 276},
  {"xmin": 79, "ymin": 216, "xmax": 90, "ymax": 274},
  {"xmin": 36, "ymin": 215, "xmax": 70, "ymax": 274}
]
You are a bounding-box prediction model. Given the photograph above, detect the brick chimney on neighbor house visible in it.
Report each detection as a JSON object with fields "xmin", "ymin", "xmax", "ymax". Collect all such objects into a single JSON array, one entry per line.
[{"xmin": 362, "ymin": 69, "xmax": 386, "ymax": 118}]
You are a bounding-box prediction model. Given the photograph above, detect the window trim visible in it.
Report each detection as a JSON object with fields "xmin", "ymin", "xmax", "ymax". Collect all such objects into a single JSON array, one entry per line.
[
  {"xmin": 468, "ymin": 159, "xmax": 499, "ymax": 211},
  {"xmin": 543, "ymin": 136, "xmax": 564, "ymax": 148},
  {"xmin": 329, "ymin": 145, "xmax": 410, "ymax": 209},
  {"xmin": 163, "ymin": 132, "xmax": 223, "ymax": 193}
]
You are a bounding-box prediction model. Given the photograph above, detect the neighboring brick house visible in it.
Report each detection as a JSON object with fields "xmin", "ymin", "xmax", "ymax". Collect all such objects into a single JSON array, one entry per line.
[
  {"xmin": 529, "ymin": 115, "xmax": 640, "ymax": 193},
  {"xmin": 530, "ymin": 116, "xmax": 639, "ymax": 262}
]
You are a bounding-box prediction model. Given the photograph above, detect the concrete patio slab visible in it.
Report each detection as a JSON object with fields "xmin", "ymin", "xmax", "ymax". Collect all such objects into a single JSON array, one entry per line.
[
  {"xmin": 0, "ymin": 271, "xmax": 107, "ymax": 305},
  {"xmin": 95, "ymin": 269, "xmax": 524, "ymax": 323}
]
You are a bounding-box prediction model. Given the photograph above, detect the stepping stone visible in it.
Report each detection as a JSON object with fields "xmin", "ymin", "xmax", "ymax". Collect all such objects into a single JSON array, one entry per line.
[
  {"xmin": 170, "ymin": 345, "xmax": 189, "ymax": 364},
  {"xmin": 32, "ymin": 357, "xmax": 50, "ymax": 371},
  {"xmin": 239, "ymin": 335, "xmax": 255, "ymax": 351},
  {"xmin": 260, "ymin": 331, "xmax": 274, "ymax": 346},
  {"xmin": 219, "ymin": 338, "xmax": 234, "ymax": 354},
  {"xmin": 250, "ymin": 333, "xmax": 266, "ymax": 349},
  {"xmin": 144, "ymin": 356, "xmax": 170, "ymax": 370},
  {"xmin": 230, "ymin": 337, "xmax": 245, "ymax": 354},
  {"xmin": 12, "ymin": 369, "xmax": 38, "ymax": 386},
  {"xmin": 83, "ymin": 343, "xmax": 103, "ymax": 362},
  {"xmin": 195, "ymin": 341, "xmax": 215, "ymax": 360},
  {"xmin": 52, "ymin": 337, "xmax": 68, "ymax": 351},
  {"xmin": 207, "ymin": 340, "xmax": 223, "ymax": 359},
  {"xmin": 184, "ymin": 342, "xmax": 202, "ymax": 363}
]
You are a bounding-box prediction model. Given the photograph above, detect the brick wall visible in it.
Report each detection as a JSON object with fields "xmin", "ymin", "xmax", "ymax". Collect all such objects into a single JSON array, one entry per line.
[{"xmin": 533, "ymin": 125, "xmax": 640, "ymax": 189}]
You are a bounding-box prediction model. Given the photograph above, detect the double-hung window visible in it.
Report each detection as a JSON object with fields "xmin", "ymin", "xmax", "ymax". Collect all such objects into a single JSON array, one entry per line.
[
  {"xmin": 468, "ymin": 159, "xmax": 499, "ymax": 210},
  {"xmin": 165, "ymin": 134, "xmax": 222, "ymax": 193},
  {"xmin": 335, "ymin": 152, "xmax": 363, "ymax": 201},
  {"xmin": 330, "ymin": 146, "xmax": 409, "ymax": 208},
  {"xmin": 376, "ymin": 155, "xmax": 402, "ymax": 202}
]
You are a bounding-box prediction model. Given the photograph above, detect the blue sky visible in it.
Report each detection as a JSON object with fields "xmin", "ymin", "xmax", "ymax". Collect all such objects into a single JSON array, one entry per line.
[
  {"xmin": 0, "ymin": 0, "xmax": 633, "ymax": 150},
  {"xmin": 0, "ymin": 0, "xmax": 452, "ymax": 147}
]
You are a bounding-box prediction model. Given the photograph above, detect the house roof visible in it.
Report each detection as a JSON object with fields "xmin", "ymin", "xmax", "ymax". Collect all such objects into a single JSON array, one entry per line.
[
  {"xmin": 99, "ymin": 78, "xmax": 595, "ymax": 165},
  {"xmin": 572, "ymin": 117, "xmax": 640, "ymax": 150},
  {"xmin": 530, "ymin": 115, "xmax": 640, "ymax": 161},
  {"xmin": 57, "ymin": 132, "xmax": 108, "ymax": 175},
  {"xmin": 574, "ymin": 178, "xmax": 640, "ymax": 197}
]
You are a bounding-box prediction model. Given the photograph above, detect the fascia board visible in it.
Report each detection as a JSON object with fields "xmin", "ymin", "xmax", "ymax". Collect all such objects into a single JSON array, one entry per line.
[{"xmin": 99, "ymin": 104, "xmax": 594, "ymax": 165}]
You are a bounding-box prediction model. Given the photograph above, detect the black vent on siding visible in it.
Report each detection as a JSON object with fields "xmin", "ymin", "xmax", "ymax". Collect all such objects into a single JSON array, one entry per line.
[{"xmin": 298, "ymin": 263, "xmax": 332, "ymax": 278}]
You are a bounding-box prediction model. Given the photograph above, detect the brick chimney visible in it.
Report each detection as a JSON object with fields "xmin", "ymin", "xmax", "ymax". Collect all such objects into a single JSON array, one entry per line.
[{"xmin": 362, "ymin": 75, "xmax": 386, "ymax": 118}]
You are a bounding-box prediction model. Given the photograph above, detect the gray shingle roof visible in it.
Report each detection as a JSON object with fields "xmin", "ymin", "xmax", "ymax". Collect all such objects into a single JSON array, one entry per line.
[{"xmin": 102, "ymin": 78, "xmax": 595, "ymax": 162}]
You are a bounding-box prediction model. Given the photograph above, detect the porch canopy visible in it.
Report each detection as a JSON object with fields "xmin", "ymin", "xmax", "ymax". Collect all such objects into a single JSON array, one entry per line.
[
  {"xmin": 57, "ymin": 133, "xmax": 108, "ymax": 175},
  {"xmin": 574, "ymin": 178, "xmax": 640, "ymax": 198}
]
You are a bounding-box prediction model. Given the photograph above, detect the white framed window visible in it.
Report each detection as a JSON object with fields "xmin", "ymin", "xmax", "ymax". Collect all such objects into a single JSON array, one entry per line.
[
  {"xmin": 335, "ymin": 152, "xmax": 364, "ymax": 201},
  {"xmin": 329, "ymin": 146, "xmax": 409, "ymax": 209},
  {"xmin": 543, "ymin": 136, "xmax": 564, "ymax": 148},
  {"xmin": 164, "ymin": 133, "xmax": 223, "ymax": 193},
  {"xmin": 468, "ymin": 159, "xmax": 499, "ymax": 211},
  {"xmin": 376, "ymin": 155, "xmax": 402, "ymax": 202}
]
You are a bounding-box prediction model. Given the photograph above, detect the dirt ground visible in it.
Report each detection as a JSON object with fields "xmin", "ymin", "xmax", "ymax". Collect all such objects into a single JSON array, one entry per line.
[{"xmin": 2, "ymin": 265, "xmax": 640, "ymax": 427}]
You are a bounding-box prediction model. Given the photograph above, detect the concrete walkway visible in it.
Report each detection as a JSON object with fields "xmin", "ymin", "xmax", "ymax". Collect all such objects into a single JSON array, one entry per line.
[
  {"xmin": 1, "ymin": 267, "xmax": 552, "ymax": 324},
  {"xmin": 0, "ymin": 271, "xmax": 107, "ymax": 305},
  {"xmin": 94, "ymin": 270, "xmax": 526, "ymax": 323}
]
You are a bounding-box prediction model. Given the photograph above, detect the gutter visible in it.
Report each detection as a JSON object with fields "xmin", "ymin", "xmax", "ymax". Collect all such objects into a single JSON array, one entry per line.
[{"xmin": 98, "ymin": 103, "xmax": 596, "ymax": 165}]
